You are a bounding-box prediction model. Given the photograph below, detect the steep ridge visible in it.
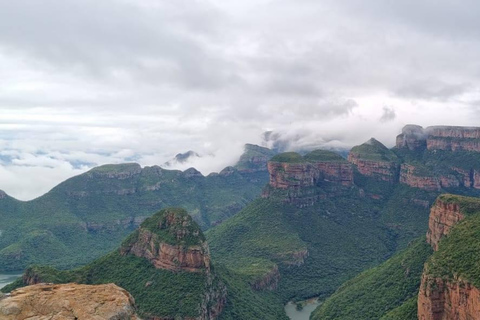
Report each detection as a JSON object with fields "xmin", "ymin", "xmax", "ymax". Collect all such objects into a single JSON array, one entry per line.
[
  {"xmin": 0, "ymin": 144, "xmax": 274, "ymax": 271},
  {"xmin": 208, "ymin": 149, "xmax": 413, "ymax": 302},
  {"xmin": 310, "ymin": 238, "xmax": 432, "ymax": 320},
  {"xmin": 2, "ymin": 208, "xmax": 288, "ymax": 320},
  {"xmin": 0, "ymin": 283, "xmax": 140, "ymax": 319},
  {"xmin": 418, "ymin": 194, "xmax": 480, "ymax": 320},
  {"xmin": 262, "ymin": 150, "xmax": 353, "ymax": 207},
  {"xmin": 395, "ymin": 125, "xmax": 480, "ymax": 191},
  {"xmin": 3, "ymin": 208, "xmax": 227, "ymax": 320},
  {"xmin": 348, "ymin": 138, "xmax": 400, "ymax": 183}
]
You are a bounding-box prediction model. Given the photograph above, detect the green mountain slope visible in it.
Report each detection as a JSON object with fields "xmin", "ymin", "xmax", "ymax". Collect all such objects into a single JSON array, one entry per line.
[
  {"xmin": 2, "ymin": 207, "xmax": 287, "ymax": 320},
  {"xmin": 0, "ymin": 145, "xmax": 275, "ymax": 272},
  {"xmin": 311, "ymin": 238, "xmax": 432, "ymax": 320}
]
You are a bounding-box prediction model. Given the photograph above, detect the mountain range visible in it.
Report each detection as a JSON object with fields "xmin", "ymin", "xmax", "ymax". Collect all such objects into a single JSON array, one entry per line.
[{"xmin": 3, "ymin": 124, "xmax": 480, "ymax": 319}]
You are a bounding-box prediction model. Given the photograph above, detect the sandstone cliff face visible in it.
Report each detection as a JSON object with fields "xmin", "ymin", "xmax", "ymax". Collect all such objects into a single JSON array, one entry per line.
[
  {"xmin": 395, "ymin": 124, "xmax": 427, "ymax": 150},
  {"xmin": 267, "ymin": 161, "xmax": 353, "ymax": 189},
  {"xmin": 418, "ymin": 275, "xmax": 480, "ymax": 320},
  {"xmin": 120, "ymin": 210, "xmax": 211, "ymax": 273},
  {"xmin": 426, "ymin": 198, "xmax": 464, "ymax": 251},
  {"xmin": 348, "ymin": 154, "xmax": 398, "ymax": 182},
  {"xmin": 400, "ymin": 164, "xmax": 440, "ymax": 191},
  {"xmin": 396, "ymin": 125, "xmax": 480, "ymax": 152},
  {"xmin": 418, "ymin": 195, "xmax": 480, "ymax": 320},
  {"xmin": 251, "ymin": 265, "xmax": 280, "ymax": 291},
  {"xmin": 121, "ymin": 228, "xmax": 210, "ymax": 273},
  {"xmin": 0, "ymin": 283, "xmax": 140, "ymax": 320}
]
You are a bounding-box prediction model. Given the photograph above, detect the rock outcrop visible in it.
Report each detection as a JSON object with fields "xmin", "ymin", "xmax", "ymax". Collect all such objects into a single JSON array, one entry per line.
[
  {"xmin": 235, "ymin": 144, "xmax": 277, "ymax": 173},
  {"xmin": 396, "ymin": 125, "xmax": 480, "ymax": 153},
  {"xmin": 348, "ymin": 138, "xmax": 399, "ymax": 182},
  {"xmin": 426, "ymin": 196, "xmax": 465, "ymax": 251},
  {"xmin": 267, "ymin": 150, "xmax": 353, "ymax": 190},
  {"xmin": 120, "ymin": 208, "xmax": 211, "ymax": 273},
  {"xmin": 418, "ymin": 195, "xmax": 480, "ymax": 320},
  {"xmin": 418, "ymin": 276, "xmax": 480, "ymax": 320},
  {"xmin": 399, "ymin": 164, "xmax": 440, "ymax": 191},
  {"xmin": 251, "ymin": 265, "xmax": 280, "ymax": 291},
  {"xmin": 0, "ymin": 283, "xmax": 140, "ymax": 320}
]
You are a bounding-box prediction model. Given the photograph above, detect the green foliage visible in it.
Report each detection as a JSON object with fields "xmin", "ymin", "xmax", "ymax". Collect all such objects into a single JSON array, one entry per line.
[
  {"xmin": 304, "ymin": 150, "xmax": 346, "ymax": 162},
  {"xmin": 216, "ymin": 265, "xmax": 288, "ymax": 320},
  {"xmin": 139, "ymin": 208, "xmax": 206, "ymax": 246},
  {"xmin": 0, "ymin": 160, "xmax": 269, "ymax": 271},
  {"xmin": 380, "ymin": 296, "xmax": 418, "ymax": 320},
  {"xmin": 436, "ymin": 194, "xmax": 480, "ymax": 215},
  {"xmin": 350, "ymin": 138, "xmax": 399, "ymax": 162},
  {"xmin": 311, "ymin": 238, "xmax": 432, "ymax": 320},
  {"xmin": 235, "ymin": 144, "xmax": 277, "ymax": 171},
  {"xmin": 207, "ymin": 192, "xmax": 400, "ymax": 302},
  {"xmin": 270, "ymin": 152, "xmax": 306, "ymax": 163},
  {"xmin": 426, "ymin": 205, "xmax": 480, "ymax": 287}
]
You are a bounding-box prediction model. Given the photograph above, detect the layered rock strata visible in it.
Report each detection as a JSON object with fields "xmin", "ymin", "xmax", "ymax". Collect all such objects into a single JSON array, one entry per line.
[
  {"xmin": 418, "ymin": 195, "xmax": 480, "ymax": 320},
  {"xmin": 396, "ymin": 125, "xmax": 480, "ymax": 152},
  {"xmin": 0, "ymin": 283, "xmax": 140, "ymax": 320},
  {"xmin": 120, "ymin": 209, "xmax": 211, "ymax": 273}
]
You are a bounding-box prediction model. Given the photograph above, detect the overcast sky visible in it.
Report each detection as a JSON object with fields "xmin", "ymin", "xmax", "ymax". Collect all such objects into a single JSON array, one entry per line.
[{"xmin": 1, "ymin": 0, "xmax": 480, "ymax": 200}]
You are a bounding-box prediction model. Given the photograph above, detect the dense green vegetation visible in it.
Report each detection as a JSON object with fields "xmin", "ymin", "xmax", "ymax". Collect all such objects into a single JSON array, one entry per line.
[
  {"xmin": 426, "ymin": 205, "xmax": 480, "ymax": 287},
  {"xmin": 379, "ymin": 296, "xmax": 418, "ymax": 320},
  {"xmin": 270, "ymin": 152, "xmax": 306, "ymax": 163},
  {"xmin": 235, "ymin": 144, "xmax": 277, "ymax": 172},
  {"xmin": 0, "ymin": 147, "xmax": 272, "ymax": 271},
  {"xmin": 350, "ymin": 138, "xmax": 400, "ymax": 162},
  {"xmin": 303, "ymin": 149, "xmax": 347, "ymax": 162},
  {"xmin": 208, "ymin": 188, "xmax": 405, "ymax": 302},
  {"xmin": 2, "ymin": 207, "xmax": 288, "ymax": 320},
  {"xmin": 311, "ymin": 238, "xmax": 432, "ymax": 320}
]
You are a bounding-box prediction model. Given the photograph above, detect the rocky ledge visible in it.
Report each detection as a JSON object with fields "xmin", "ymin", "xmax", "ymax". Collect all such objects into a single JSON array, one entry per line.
[
  {"xmin": 267, "ymin": 150, "xmax": 353, "ymax": 190},
  {"xmin": 418, "ymin": 195, "xmax": 480, "ymax": 320},
  {"xmin": 0, "ymin": 283, "xmax": 140, "ymax": 320},
  {"xmin": 347, "ymin": 138, "xmax": 399, "ymax": 182},
  {"xmin": 426, "ymin": 195, "xmax": 466, "ymax": 251},
  {"xmin": 396, "ymin": 125, "xmax": 480, "ymax": 152},
  {"xmin": 120, "ymin": 208, "xmax": 211, "ymax": 273},
  {"xmin": 418, "ymin": 275, "xmax": 480, "ymax": 320}
]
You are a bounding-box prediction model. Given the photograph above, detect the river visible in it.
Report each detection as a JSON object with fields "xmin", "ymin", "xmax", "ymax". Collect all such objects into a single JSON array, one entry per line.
[
  {"xmin": 0, "ymin": 273, "xmax": 22, "ymax": 290},
  {"xmin": 284, "ymin": 298, "xmax": 322, "ymax": 320}
]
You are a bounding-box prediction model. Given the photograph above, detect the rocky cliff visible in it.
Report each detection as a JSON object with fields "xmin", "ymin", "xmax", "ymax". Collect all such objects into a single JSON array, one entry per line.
[
  {"xmin": 418, "ymin": 195, "xmax": 480, "ymax": 320},
  {"xmin": 264, "ymin": 150, "xmax": 353, "ymax": 207},
  {"xmin": 348, "ymin": 138, "xmax": 399, "ymax": 182},
  {"xmin": 267, "ymin": 150, "xmax": 353, "ymax": 190},
  {"xmin": 120, "ymin": 208, "xmax": 211, "ymax": 273},
  {"xmin": 396, "ymin": 125, "xmax": 480, "ymax": 152},
  {"xmin": 426, "ymin": 196, "xmax": 465, "ymax": 251},
  {"xmin": 399, "ymin": 164, "xmax": 440, "ymax": 191},
  {"xmin": 418, "ymin": 276, "xmax": 480, "ymax": 320},
  {"xmin": 0, "ymin": 283, "xmax": 140, "ymax": 320}
]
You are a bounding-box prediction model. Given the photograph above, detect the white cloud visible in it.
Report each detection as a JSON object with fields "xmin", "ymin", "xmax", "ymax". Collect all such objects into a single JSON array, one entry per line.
[{"xmin": 1, "ymin": 0, "xmax": 480, "ymax": 199}]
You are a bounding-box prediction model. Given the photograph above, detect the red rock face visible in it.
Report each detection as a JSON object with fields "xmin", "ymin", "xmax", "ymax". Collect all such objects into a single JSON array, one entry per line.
[
  {"xmin": 400, "ymin": 164, "xmax": 440, "ymax": 191},
  {"xmin": 267, "ymin": 161, "xmax": 353, "ymax": 189},
  {"xmin": 418, "ymin": 275, "xmax": 480, "ymax": 320},
  {"xmin": 347, "ymin": 154, "xmax": 398, "ymax": 182},
  {"xmin": 268, "ymin": 162, "xmax": 316, "ymax": 189},
  {"xmin": 120, "ymin": 229, "xmax": 210, "ymax": 273},
  {"xmin": 251, "ymin": 265, "xmax": 280, "ymax": 291},
  {"xmin": 426, "ymin": 138, "xmax": 480, "ymax": 152},
  {"xmin": 312, "ymin": 162, "xmax": 354, "ymax": 186},
  {"xmin": 426, "ymin": 199, "xmax": 464, "ymax": 252}
]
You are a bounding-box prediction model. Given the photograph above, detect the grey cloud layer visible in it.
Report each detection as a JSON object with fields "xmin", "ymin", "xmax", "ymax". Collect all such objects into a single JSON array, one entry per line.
[{"xmin": 1, "ymin": 0, "xmax": 480, "ymax": 199}]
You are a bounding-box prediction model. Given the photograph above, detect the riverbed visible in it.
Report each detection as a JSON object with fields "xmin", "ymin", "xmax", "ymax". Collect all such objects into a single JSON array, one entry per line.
[
  {"xmin": 284, "ymin": 298, "xmax": 322, "ymax": 320},
  {"xmin": 0, "ymin": 273, "xmax": 22, "ymax": 290}
]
